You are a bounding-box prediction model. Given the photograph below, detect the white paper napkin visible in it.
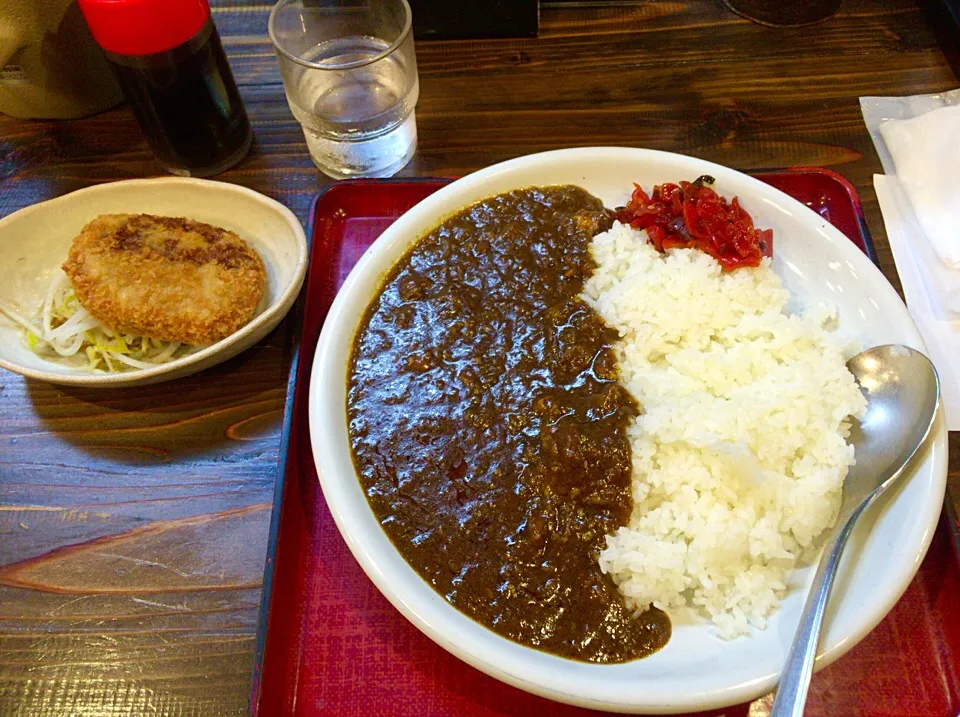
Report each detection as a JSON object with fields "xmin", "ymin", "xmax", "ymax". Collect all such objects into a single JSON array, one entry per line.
[
  {"xmin": 879, "ymin": 104, "xmax": 960, "ymax": 269},
  {"xmin": 874, "ymin": 174, "xmax": 960, "ymax": 430},
  {"xmin": 862, "ymin": 91, "xmax": 960, "ymax": 429},
  {"xmin": 866, "ymin": 95, "xmax": 960, "ymax": 319}
]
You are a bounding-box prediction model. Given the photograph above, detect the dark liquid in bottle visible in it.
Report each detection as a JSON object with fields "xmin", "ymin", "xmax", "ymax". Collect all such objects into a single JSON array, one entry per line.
[{"xmin": 105, "ymin": 19, "xmax": 253, "ymax": 176}]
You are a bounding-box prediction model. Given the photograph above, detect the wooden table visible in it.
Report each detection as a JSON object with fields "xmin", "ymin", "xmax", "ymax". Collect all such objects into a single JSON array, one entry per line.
[{"xmin": 0, "ymin": 1, "xmax": 957, "ymax": 715}]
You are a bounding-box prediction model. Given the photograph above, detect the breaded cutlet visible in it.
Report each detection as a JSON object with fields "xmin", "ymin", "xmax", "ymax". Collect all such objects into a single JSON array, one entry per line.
[{"xmin": 62, "ymin": 214, "xmax": 266, "ymax": 345}]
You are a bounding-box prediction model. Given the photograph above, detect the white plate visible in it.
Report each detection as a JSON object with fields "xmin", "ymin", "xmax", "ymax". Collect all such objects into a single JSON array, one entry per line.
[
  {"xmin": 0, "ymin": 177, "xmax": 307, "ymax": 387},
  {"xmin": 308, "ymin": 148, "xmax": 948, "ymax": 713}
]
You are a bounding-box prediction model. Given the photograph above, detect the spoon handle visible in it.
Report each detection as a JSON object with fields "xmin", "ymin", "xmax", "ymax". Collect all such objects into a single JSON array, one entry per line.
[{"xmin": 770, "ymin": 504, "xmax": 865, "ymax": 717}]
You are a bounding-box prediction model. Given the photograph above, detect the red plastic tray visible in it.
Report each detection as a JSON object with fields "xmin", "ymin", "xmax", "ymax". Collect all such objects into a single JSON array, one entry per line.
[{"xmin": 251, "ymin": 172, "xmax": 960, "ymax": 717}]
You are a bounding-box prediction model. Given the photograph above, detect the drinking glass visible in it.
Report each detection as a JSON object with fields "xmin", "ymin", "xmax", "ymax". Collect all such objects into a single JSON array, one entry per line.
[
  {"xmin": 722, "ymin": 0, "xmax": 841, "ymax": 27},
  {"xmin": 269, "ymin": 0, "xmax": 419, "ymax": 179}
]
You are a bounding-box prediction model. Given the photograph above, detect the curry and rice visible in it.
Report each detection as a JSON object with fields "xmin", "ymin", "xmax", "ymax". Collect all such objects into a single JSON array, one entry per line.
[{"xmin": 346, "ymin": 180, "xmax": 866, "ymax": 662}]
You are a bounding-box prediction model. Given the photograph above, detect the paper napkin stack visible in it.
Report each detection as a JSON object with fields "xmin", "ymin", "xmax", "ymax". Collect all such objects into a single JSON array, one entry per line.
[{"xmin": 862, "ymin": 90, "xmax": 960, "ymax": 429}]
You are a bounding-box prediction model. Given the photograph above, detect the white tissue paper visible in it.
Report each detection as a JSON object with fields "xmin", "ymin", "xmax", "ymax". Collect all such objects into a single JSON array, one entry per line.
[
  {"xmin": 874, "ymin": 175, "xmax": 960, "ymax": 429},
  {"xmin": 879, "ymin": 104, "xmax": 960, "ymax": 269},
  {"xmin": 862, "ymin": 90, "xmax": 960, "ymax": 429}
]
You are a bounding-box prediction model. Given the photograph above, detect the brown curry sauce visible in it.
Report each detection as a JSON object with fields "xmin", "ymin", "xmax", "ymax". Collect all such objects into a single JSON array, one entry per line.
[{"xmin": 347, "ymin": 186, "xmax": 670, "ymax": 663}]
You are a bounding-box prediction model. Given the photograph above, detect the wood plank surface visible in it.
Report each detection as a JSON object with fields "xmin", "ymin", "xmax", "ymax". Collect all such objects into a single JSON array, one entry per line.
[{"xmin": 0, "ymin": 1, "xmax": 957, "ymax": 715}]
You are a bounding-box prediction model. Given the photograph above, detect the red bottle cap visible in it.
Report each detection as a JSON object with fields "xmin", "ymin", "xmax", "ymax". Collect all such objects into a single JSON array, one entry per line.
[{"xmin": 78, "ymin": 0, "xmax": 211, "ymax": 56}]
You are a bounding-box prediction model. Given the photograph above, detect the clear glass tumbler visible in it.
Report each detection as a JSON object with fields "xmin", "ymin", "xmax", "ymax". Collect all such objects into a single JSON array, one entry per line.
[{"xmin": 269, "ymin": 0, "xmax": 419, "ymax": 179}]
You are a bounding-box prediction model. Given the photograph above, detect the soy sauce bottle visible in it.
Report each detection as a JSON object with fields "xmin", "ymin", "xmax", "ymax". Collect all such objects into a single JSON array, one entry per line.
[{"xmin": 78, "ymin": 0, "xmax": 253, "ymax": 177}]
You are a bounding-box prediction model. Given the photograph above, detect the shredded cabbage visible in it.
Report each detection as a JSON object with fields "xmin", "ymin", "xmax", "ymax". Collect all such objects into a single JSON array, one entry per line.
[{"xmin": 0, "ymin": 270, "xmax": 200, "ymax": 373}]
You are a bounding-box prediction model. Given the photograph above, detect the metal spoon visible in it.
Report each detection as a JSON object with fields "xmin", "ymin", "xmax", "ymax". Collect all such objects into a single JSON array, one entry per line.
[{"xmin": 770, "ymin": 344, "xmax": 940, "ymax": 717}]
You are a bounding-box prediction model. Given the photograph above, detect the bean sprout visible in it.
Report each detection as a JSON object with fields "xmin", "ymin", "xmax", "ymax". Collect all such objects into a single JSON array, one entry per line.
[{"xmin": 0, "ymin": 270, "xmax": 201, "ymax": 373}]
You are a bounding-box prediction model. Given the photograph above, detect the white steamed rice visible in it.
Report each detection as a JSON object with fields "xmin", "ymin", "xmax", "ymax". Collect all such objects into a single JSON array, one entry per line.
[{"xmin": 582, "ymin": 222, "xmax": 867, "ymax": 638}]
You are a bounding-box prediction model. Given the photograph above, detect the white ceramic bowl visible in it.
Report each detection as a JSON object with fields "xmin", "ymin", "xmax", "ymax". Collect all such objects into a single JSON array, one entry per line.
[
  {"xmin": 309, "ymin": 148, "xmax": 947, "ymax": 713},
  {"xmin": 0, "ymin": 177, "xmax": 307, "ymax": 387}
]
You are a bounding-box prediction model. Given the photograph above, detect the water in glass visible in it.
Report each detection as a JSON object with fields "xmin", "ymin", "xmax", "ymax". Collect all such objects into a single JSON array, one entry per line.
[{"xmin": 285, "ymin": 36, "xmax": 418, "ymax": 178}]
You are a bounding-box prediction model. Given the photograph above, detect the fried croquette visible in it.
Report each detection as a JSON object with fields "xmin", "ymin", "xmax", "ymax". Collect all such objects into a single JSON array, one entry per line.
[{"xmin": 61, "ymin": 214, "xmax": 266, "ymax": 345}]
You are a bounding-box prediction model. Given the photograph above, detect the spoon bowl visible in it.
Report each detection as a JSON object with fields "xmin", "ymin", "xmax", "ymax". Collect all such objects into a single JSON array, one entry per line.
[
  {"xmin": 771, "ymin": 344, "xmax": 940, "ymax": 717},
  {"xmin": 843, "ymin": 345, "xmax": 941, "ymax": 509}
]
